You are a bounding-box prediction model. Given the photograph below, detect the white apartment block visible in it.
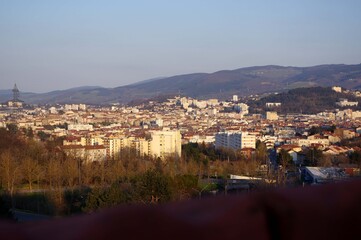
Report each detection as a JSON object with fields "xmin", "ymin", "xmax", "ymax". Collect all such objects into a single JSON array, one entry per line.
[
  {"xmin": 232, "ymin": 95, "xmax": 238, "ymax": 102},
  {"xmin": 139, "ymin": 130, "xmax": 182, "ymax": 159},
  {"xmin": 336, "ymin": 99, "xmax": 358, "ymax": 107},
  {"xmin": 189, "ymin": 135, "xmax": 215, "ymax": 144},
  {"xmin": 65, "ymin": 131, "xmax": 181, "ymax": 160},
  {"xmin": 215, "ymin": 132, "xmax": 256, "ymax": 150},
  {"xmin": 266, "ymin": 102, "xmax": 281, "ymax": 108},
  {"xmin": 64, "ymin": 104, "xmax": 87, "ymax": 111},
  {"xmin": 68, "ymin": 124, "xmax": 93, "ymax": 131}
]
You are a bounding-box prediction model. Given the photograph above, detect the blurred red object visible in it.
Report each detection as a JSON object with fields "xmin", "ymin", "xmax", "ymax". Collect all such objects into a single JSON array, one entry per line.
[{"xmin": 1, "ymin": 180, "xmax": 361, "ymax": 240}]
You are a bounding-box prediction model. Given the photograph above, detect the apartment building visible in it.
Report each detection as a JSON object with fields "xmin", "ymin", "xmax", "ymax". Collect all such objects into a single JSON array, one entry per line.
[
  {"xmin": 215, "ymin": 132, "xmax": 256, "ymax": 150},
  {"xmin": 336, "ymin": 99, "xmax": 358, "ymax": 107},
  {"xmin": 139, "ymin": 129, "xmax": 182, "ymax": 159},
  {"xmin": 103, "ymin": 136, "xmax": 130, "ymax": 159}
]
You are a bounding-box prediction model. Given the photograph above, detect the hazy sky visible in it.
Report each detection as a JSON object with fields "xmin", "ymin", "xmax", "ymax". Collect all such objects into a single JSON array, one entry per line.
[{"xmin": 1, "ymin": 0, "xmax": 361, "ymax": 93}]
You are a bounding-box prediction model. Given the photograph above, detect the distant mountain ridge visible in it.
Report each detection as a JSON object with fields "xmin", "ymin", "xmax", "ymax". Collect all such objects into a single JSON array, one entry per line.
[{"xmin": 1, "ymin": 64, "xmax": 361, "ymax": 105}]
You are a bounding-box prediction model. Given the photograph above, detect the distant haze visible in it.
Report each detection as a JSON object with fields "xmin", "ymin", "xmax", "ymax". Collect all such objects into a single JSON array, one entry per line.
[{"xmin": 1, "ymin": 0, "xmax": 361, "ymax": 93}]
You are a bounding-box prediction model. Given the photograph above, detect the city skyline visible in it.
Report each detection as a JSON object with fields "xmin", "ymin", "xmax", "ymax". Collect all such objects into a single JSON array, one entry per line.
[{"xmin": 1, "ymin": 0, "xmax": 361, "ymax": 93}]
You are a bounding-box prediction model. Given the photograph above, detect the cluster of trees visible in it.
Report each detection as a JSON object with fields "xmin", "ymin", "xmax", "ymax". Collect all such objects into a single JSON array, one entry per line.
[
  {"xmin": 0, "ymin": 128, "xmax": 268, "ymax": 216},
  {"xmin": 339, "ymin": 137, "xmax": 361, "ymax": 165},
  {"xmin": 249, "ymin": 87, "xmax": 361, "ymax": 114},
  {"xmin": 82, "ymin": 171, "xmax": 198, "ymax": 213},
  {"xmin": 183, "ymin": 141, "xmax": 268, "ymax": 164}
]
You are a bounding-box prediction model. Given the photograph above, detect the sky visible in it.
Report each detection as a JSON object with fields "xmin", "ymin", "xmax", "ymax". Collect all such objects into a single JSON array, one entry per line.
[{"xmin": 1, "ymin": 0, "xmax": 361, "ymax": 93}]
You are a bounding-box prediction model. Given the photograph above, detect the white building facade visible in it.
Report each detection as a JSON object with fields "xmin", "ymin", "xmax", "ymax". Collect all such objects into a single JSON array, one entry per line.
[
  {"xmin": 140, "ymin": 130, "xmax": 182, "ymax": 159},
  {"xmin": 215, "ymin": 132, "xmax": 256, "ymax": 150}
]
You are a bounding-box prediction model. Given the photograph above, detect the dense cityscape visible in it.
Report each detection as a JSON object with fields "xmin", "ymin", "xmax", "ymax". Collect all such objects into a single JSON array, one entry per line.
[
  {"xmin": 1, "ymin": 1, "xmax": 361, "ymax": 239},
  {"xmin": 1, "ymin": 84, "xmax": 361, "ymax": 220}
]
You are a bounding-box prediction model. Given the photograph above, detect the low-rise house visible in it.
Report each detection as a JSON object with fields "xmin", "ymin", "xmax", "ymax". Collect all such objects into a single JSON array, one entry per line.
[
  {"xmin": 276, "ymin": 144, "xmax": 303, "ymax": 164},
  {"xmin": 63, "ymin": 136, "xmax": 83, "ymax": 146},
  {"xmin": 324, "ymin": 133, "xmax": 341, "ymax": 144},
  {"xmin": 323, "ymin": 145, "xmax": 353, "ymax": 155},
  {"xmin": 62, "ymin": 145, "xmax": 107, "ymax": 163},
  {"xmin": 84, "ymin": 145, "xmax": 107, "ymax": 162},
  {"xmin": 290, "ymin": 135, "xmax": 330, "ymax": 147}
]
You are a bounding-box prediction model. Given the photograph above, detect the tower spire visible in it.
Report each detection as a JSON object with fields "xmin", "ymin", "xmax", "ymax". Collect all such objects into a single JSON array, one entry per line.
[{"xmin": 13, "ymin": 83, "xmax": 20, "ymax": 101}]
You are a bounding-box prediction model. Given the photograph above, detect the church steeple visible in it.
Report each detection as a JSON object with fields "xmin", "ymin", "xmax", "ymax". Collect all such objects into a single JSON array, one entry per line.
[{"xmin": 12, "ymin": 83, "xmax": 20, "ymax": 101}]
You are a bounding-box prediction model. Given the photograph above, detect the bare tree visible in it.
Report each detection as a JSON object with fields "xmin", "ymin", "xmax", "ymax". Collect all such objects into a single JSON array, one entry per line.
[
  {"xmin": 21, "ymin": 157, "xmax": 41, "ymax": 190},
  {"xmin": 81, "ymin": 161, "xmax": 95, "ymax": 186},
  {"xmin": 0, "ymin": 150, "xmax": 21, "ymax": 196},
  {"xmin": 62, "ymin": 159, "xmax": 79, "ymax": 192},
  {"xmin": 107, "ymin": 159, "xmax": 126, "ymax": 183},
  {"xmin": 44, "ymin": 158, "xmax": 65, "ymax": 213},
  {"xmin": 256, "ymin": 141, "xmax": 269, "ymax": 164},
  {"xmin": 93, "ymin": 160, "xmax": 107, "ymax": 186}
]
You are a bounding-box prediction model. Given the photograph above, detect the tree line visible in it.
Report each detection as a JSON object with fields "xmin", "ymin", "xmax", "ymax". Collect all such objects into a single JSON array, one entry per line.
[{"xmin": 0, "ymin": 127, "xmax": 268, "ymax": 217}]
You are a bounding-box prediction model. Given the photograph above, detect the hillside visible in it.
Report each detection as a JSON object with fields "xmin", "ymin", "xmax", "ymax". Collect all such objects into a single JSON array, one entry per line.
[
  {"xmin": 249, "ymin": 87, "xmax": 360, "ymax": 114},
  {"xmin": 1, "ymin": 64, "xmax": 361, "ymax": 104},
  {"xmin": 111, "ymin": 64, "xmax": 361, "ymax": 102}
]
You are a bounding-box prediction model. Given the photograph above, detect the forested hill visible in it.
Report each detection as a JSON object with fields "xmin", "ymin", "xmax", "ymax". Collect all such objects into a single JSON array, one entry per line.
[
  {"xmin": 1, "ymin": 64, "xmax": 361, "ymax": 105},
  {"xmin": 249, "ymin": 87, "xmax": 360, "ymax": 114}
]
